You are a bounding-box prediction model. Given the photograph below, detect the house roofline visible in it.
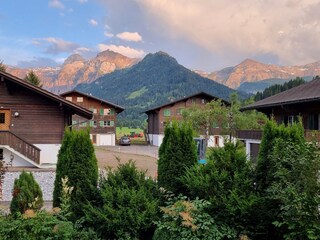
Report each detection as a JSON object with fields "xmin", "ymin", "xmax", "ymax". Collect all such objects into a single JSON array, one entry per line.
[
  {"xmin": 144, "ymin": 92, "xmax": 230, "ymax": 114},
  {"xmin": 60, "ymin": 89, "xmax": 125, "ymax": 114},
  {"xmin": 0, "ymin": 71, "xmax": 92, "ymax": 119}
]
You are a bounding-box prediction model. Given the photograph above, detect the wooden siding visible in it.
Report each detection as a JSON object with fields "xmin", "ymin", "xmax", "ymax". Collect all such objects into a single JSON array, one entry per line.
[
  {"xmin": 62, "ymin": 92, "xmax": 117, "ymax": 135},
  {"xmin": 0, "ymin": 80, "xmax": 66, "ymax": 144}
]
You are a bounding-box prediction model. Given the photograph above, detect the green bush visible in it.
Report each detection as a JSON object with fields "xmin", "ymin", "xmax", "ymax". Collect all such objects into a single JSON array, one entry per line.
[
  {"xmin": 85, "ymin": 160, "xmax": 159, "ymax": 240},
  {"xmin": 0, "ymin": 210, "xmax": 99, "ymax": 239},
  {"xmin": 10, "ymin": 171, "xmax": 43, "ymax": 215},
  {"xmin": 181, "ymin": 142, "xmax": 257, "ymax": 236},
  {"xmin": 158, "ymin": 122, "xmax": 197, "ymax": 194},
  {"xmin": 153, "ymin": 196, "xmax": 236, "ymax": 240},
  {"xmin": 53, "ymin": 129, "xmax": 98, "ymax": 220}
]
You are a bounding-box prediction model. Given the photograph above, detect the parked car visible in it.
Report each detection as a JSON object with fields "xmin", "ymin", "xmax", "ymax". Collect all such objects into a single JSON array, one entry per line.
[{"xmin": 119, "ymin": 136, "xmax": 131, "ymax": 146}]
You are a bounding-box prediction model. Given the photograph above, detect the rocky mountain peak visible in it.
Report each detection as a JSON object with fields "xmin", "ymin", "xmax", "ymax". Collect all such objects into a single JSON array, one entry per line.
[{"xmin": 63, "ymin": 54, "xmax": 85, "ymax": 65}]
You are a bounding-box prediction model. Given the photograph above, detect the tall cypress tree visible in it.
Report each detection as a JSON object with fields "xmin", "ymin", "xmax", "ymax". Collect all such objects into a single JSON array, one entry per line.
[
  {"xmin": 158, "ymin": 122, "xmax": 197, "ymax": 194},
  {"xmin": 53, "ymin": 129, "xmax": 98, "ymax": 220}
]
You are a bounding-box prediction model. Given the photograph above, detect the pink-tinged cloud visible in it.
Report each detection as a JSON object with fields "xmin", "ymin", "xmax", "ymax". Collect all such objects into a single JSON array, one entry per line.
[
  {"xmin": 89, "ymin": 19, "xmax": 98, "ymax": 26},
  {"xmin": 48, "ymin": 0, "xmax": 65, "ymax": 10},
  {"xmin": 116, "ymin": 32, "xmax": 143, "ymax": 42},
  {"xmin": 34, "ymin": 37, "xmax": 80, "ymax": 54},
  {"xmin": 98, "ymin": 44, "xmax": 145, "ymax": 58}
]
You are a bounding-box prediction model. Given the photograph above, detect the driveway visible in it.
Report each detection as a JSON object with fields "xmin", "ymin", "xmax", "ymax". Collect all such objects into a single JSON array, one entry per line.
[{"xmin": 95, "ymin": 145, "xmax": 159, "ymax": 178}]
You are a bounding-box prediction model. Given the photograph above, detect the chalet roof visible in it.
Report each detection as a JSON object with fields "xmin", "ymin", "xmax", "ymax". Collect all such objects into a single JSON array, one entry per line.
[
  {"xmin": 0, "ymin": 71, "xmax": 92, "ymax": 119},
  {"xmin": 144, "ymin": 92, "xmax": 230, "ymax": 114},
  {"xmin": 60, "ymin": 90, "xmax": 125, "ymax": 114},
  {"xmin": 242, "ymin": 79, "xmax": 320, "ymax": 111}
]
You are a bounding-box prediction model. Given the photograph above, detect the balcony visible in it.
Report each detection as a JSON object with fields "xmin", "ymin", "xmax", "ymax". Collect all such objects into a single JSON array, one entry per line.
[
  {"xmin": 0, "ymin": 131, "xmax": 41, "ymax": 164},
  {"xmin": 237, "ymin": 129, "xmax": 320, "ymax": 142}
]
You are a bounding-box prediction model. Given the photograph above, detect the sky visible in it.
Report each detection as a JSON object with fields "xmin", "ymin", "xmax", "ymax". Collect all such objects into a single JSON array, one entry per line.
[{"xmin": 1, "ymin": 0, "xmax": 320, "ymax": 71}]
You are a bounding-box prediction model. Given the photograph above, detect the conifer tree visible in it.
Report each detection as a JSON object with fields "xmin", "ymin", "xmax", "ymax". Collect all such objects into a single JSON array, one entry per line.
[
  {"xmin": 158, "ymin": 122, "xmax": 197, "ymax": 194},
  {"xmin": 53, "ymin": 129, "xmax": 98, "ymax": 220},
  {"xmin": 24, "ymin": 70, "xmax": 42, "ymax": 87},
  {"xmin": 10, "ymin": 171, "xmax": 43, "ymax": 215}
]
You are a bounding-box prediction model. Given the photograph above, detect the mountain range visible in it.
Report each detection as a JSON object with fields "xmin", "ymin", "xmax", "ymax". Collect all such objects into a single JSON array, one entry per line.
[
  {"xmin": 7, "ymin": 50, "xmax": 138, "ymax": 93},
  {"xmin": 7, "ymin": 51, "xmax": 320, "ymax": 94},
  {"xmin": 196, "ymin": 59, "xmax": 320, "ymax": 89}
]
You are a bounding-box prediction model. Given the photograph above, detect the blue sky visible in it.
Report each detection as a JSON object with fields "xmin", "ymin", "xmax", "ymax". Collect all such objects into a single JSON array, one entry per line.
[{"xmin": 1, "ymin": 0, "xmax": 320, "ymax": 71}]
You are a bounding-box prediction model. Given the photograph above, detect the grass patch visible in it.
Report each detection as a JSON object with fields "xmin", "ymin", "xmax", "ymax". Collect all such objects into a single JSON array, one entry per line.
[
  {"xmin": 117, "ymin": 127, "xmax": 144, "ymax": 137},
  {"xmin": 126, "ymin": 86, "xmax": 148, "ymax": 100}
]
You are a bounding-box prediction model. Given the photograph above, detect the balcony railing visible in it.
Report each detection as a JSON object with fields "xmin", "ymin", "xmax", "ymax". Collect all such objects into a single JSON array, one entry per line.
[
  {"xmin": 0, "ymin": 131, "xmax": 41, "ymax": 164},
  {"xmin": 237, "ymin": 129, "xmax": 320, "ymax": 143}
]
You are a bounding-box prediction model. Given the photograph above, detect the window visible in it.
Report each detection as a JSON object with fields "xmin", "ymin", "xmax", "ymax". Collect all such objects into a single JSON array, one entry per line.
[
  {"xmin": 99, "ymin": 120, "xmax": 113, "ymax": 127},
  {"xmin": 288, "ymin": 115, "xmax": 295, "ymax": 126},
  {"xmin": 0, "ymin": 113, "xmax": 4, "ymax": 124},
  {"xmin": 72, "ymin": 120, "xmax": 77, "ymax": 125},
  {"xmin": 77, "ymin": 97, "xmax": 83, "ymax": 102},
  {"xmin": 110, "ymin": 109, "xmax": 115, "ymax": 115},
  {"xmin": 90, "ymin": 120, "xmax": 97, "ymax": 127},
  {"xmin": 80, "ymin": 122, "xmax": 87, "ymax": 127},
  {"xmin": 201, "ymin": 99, "xmax": 206, "ymax": 104},
  {"xmin": 89, "ymin": 108, "xmax": 97, "ymax": 114},
  {"xmin": 191, "ymin": 98, "xmax": 196, "ymax": 104},
  {"xmin": 177, "ymin": 108, "xmax": 184, "ymax": 115},
  {"xmin": 66, "ymin": 97, "xmax": 72, "ymax": 102},
  {"xmin": 100, "ymin": 108, "xmax": 111, "ymax": 115},
  {"xmin": 163, "ymin": 109, "xmax": 171, "ymax": 117}
]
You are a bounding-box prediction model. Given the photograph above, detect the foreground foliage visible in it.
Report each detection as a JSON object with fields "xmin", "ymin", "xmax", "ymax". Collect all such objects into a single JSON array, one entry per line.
[
  {"xmin": 181, "ymin": 142, "xmax": 257, "ymax": 237},
  {"xmin": 85, "ymin": 160, "xmax": 160, "ymax": 240},
  {"xmin": 153, "ymin": 195, "xmax": 236, "ymax": 240},
  {"xmin": 0, "ymin": 210, "xmax": 98, "ymax": 240}
]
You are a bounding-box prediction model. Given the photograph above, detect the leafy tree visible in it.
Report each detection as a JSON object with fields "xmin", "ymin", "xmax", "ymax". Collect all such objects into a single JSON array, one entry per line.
[
  {"xmin": 53, "ymin": 129, "xmax": 98, "ymax": 221},
  {"xmin": 84, "ymin": 160, "xmax": 159, "ymax": 239},
  {"xmin": 158, "ymin": 122, "xmax": 197, "ymax": 194},
  {"xmin": 182, "ymin": 93, "xmax": 267, "ymax": 142},
  {"xmin": 181, "ymin": 142, "xmax": 257, "ymax": 237},
  {"xmin": 10, "ymin": 171, "xmax": 43, "ymax": 215},
  {"xmin": 0, "ymin": 60, "xmax": 6, "ymax": 72},
  {"xmin": 24, "ymin": 70, "xmax": 42, "ymax": 87}
]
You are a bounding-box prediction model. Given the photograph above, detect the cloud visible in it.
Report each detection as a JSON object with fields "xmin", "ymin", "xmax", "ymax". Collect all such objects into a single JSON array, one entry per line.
[
  {"xmin": 48, "ymin": 0, "xmax": 65, "ymax": 10},
  {"xmin": 34, "ymin": 37, "xmax": 80, "ymax": 54},
  {"xmin": 134, "ymin": 0, "xmax": 320, "ymax": 66},
  {"xmin": 98, "ymin": 44, "xmax": 145, "ymax": 58},
  {"xmin": 104, "ymin": 32, "xmax": 114, "ymax": 38},
  {"xmin": 89, "ymin": 19, "xmax": 98, "ymax": 26},
  {"xmin": 17, "ymin": 57, "xmax": 59, "ymax": 68},
  {"xmin": 78, "ymin": 0, "xmax": 88, "ymax": 3},
  {"xmin": 116, "ymin": 32, "xmax": 143, "ymax": 42}
]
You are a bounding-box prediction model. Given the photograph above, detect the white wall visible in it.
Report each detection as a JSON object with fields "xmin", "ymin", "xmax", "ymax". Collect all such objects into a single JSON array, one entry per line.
[
  {"xmin": 35, "ymin": 144, "xmax": 61, "ymax": 165},
  {"xmin": 1, "ymin": 147, "xmax": 34, "ymax": 167},
  {"xmin": 148, "ymin": 134, "xmax": 164, "ymax": 147}
]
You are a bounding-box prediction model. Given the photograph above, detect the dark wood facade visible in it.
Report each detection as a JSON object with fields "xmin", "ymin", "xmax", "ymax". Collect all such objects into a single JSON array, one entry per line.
[
  {"xmin": 60, "ymin": 90, "xmax": 124, "ymax": 138},
  {"xmin": 145, "ymin": 92, "xmax": 228, "ymax": 135},
  {"xmin": 0, "ymin": 71, "xmax": 92, "ymax": 165}
]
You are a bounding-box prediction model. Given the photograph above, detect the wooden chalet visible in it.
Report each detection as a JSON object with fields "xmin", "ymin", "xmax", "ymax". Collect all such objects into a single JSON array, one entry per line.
[
  {"xmin": 0, "ymin": 71, "xmax": 92, "ymax": 168},
  {"xmin": 144, "ymin": 92, "xmax": 229, "ymax": 147},
  {"xmin": 239, "ymin": 78, "xmax": 320, "ymax": 160},
  {"xmin": 60, "ymin": 90, "xmax": 124, "ymax": 146}
]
